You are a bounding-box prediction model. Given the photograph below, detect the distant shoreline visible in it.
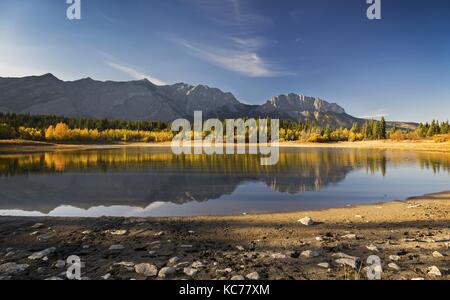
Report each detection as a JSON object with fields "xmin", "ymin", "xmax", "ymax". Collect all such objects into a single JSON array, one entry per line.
[{"xmin": 1, "ymin": 139, "xmax": 449, "ymax": 154}]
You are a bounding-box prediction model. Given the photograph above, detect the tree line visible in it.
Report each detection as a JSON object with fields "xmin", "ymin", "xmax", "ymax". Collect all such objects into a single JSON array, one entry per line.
[{"xmin": 0, "ymin": 113, "xmax": 448, "ymax": 143}]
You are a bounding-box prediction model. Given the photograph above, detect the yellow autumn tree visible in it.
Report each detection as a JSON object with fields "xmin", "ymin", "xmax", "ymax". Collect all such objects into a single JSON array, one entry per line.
[
  {"xmin": 53, "ymin": 123, "xmax": 70, "ymax": 141},
  {"xmin": 45, "ymin": 125, "xmax": 55, "ymax": 140}
]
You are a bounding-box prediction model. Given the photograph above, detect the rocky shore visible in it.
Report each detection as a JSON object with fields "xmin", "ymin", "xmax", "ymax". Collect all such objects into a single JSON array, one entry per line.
[{"xmin": 0, "ymin": 192, "xmax": 449, "ymax": 280}]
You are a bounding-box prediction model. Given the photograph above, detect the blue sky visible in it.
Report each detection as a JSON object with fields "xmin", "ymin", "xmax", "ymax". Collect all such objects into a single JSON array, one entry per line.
[{"xmin": 0, "ymin": 0, "xmax": 449, "ymax": 122}]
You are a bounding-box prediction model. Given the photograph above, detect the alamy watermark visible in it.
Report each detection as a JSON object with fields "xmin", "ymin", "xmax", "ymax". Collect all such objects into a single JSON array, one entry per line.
[
  {"xmin": 66, "ymin": 255, "xmax": 83, "ymax": 280},
  {"xmin": 171, "ymin": 112, "xmax": 280, "ymax": 166},
  {"xmin": 66, "ymin": 0, "xmax": 81, "ymax": 20},
  {"xmin": 367, "ymin": 0, "xmax": 382, "ymax": 20}
]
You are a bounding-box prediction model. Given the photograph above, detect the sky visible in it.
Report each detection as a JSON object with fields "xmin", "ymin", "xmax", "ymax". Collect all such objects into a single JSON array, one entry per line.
[{"xmin": 0, "ymin": 0, "xmax": 449, "ymax": 122}]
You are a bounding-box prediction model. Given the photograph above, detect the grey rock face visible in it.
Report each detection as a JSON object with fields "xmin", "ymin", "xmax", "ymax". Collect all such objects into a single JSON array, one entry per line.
[{"xmin": 0, "ymin": 74, "xmax": 361, "ymax": 127}]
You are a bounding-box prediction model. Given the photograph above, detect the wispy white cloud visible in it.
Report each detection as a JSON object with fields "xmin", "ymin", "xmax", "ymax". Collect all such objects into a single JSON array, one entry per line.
[
  {"xmin": 187, "ymin": 0, "xmax": 273, "ymax": 28},
  {"xmin": 174, "ymin": 37, "xmax": 293, "ymax": 78},
  {"xmin": 103, "ymin": 54, "xmax": 167, "ymax": 86}
]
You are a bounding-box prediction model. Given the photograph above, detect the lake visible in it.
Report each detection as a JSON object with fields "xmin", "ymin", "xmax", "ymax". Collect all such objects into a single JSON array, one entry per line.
[{"xmin": 0, "ymin": 147, "xmax": 449, "ymax": 217}]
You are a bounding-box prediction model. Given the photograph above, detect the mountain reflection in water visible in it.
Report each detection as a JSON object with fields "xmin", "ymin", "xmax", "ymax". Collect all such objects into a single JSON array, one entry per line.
[{"xmin": 0, "ymin": 147, "xmax": 449, "ymax": 216}]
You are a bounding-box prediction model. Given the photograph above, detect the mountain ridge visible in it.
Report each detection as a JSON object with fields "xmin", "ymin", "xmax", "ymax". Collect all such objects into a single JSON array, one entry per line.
[{"xmin": 0, "ymin": 74, "xmax": 374, "ymax": 128}]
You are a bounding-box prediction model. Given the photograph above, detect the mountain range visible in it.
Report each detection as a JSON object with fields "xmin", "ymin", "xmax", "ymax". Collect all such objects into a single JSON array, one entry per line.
[{"xmin": 0, "ymin": 74, "xmax": 371, "ymax": 127}]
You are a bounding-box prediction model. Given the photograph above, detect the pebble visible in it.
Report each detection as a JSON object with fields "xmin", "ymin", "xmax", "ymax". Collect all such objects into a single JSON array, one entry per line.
[
  {"xmin": 183, "ymin": 268, "xmax": 198, "ymax": 277},
  {"xmin": 298, "ymin": 217, "xmax": 314, "ymax": 226},
  {"xmin": 271, "ymin": 253, "xmax": 287, "ymax": 259},
  {"xmin": 28, "ymin": 247, "xmax": 56, "ymax": 260},
  {"xmin": 389, "ymin": 255, "xmax": 401, "ymax": 261},
  {"xmin": 37, "ymin": 234, "xmax": 53, "ymax": 242},
  {"xmin": 355, "ymin": 215, "xmax": 364, "ymax": 219},
  {"xmin": 246, "ymin": 272, "xmax": 260, "ymax": 280},
  {"xmin": 216, "ymin": 268, "xmax": 232, "ymax": 275},
  {"xmin": 301, "ymin": 250, "xmax": 320, "ymax": 258},
  {"xmin": 102, "ymin": 273, "xmax": 111, "ymax": 280},
  {"xmin": 154, "ymin": 231, "xmax": 164, "ymax": 237},
  {"xmin": 335, "ymin": 258, "xmax": 358, "ymax": 269},
  {"xmin": 231, "ymin": 275, "xmax": 245, "ymax": 280},
  {"xmin": 432, "ymin": 251, "xmax": 444, "ymax": 258},
  {"xmin": 0, "ymin": 262, "xmax": 29, "ymax": 274},
  {"xmin": 134, "ymin": 263, "xmax": 158, "ymax": 277},
  {"xmin": 388, "ymin": 263, "xmax": 401, "ymax": 271},
  {"xmin": 158, "ymin": 267, "xmax": 176, "ymax": 279},
  {"xmin": 168, "ymin": 257, "xmax": 180, "ymax": 266},
  {"xmin": 31, "ymin": 223, "xmax": 45, "ymax": 229},
  {"xmin": 191, "ymin": 261, "xmax": 204, "ymax": 268},
  {"xmin": 174, "ymin": 262, "xmax": 191, "ymax": 269},
  {"xmin": 366, "ymin": 245, "xmax": 379, "ymax": 252},
  {"xmin": 427, "ymin": 266, "xmax": 442, "ymax": 277},
  {"xmin": 54, "ymin": 260, "xmax": 66, "ymax": 269},
  {"xmin": 341, "ymin": 234, "xmax": 357, "ymax": 240},
  {"xmin": 411, "ymin": 277, "xmax": 425, "ymax": 281},
  {"xmin": 110, "ymin": 230, "xmax": 127, "ymax": 236},
  {"xmin": 236, "ymin": 245, "xmax": 245, "ymax": 251},
  {"xmin": 108, "ymin": 245, "xmax": 125, "ymax": 251},
  {"xmin": 317, "ymin": 262, "xmax": 330, "ymax": 269}
]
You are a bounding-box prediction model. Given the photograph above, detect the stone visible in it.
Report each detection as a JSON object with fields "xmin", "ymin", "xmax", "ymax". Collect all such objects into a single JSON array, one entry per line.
[
  {"xmin": 355, "ymin": 215, "xmax": 364, "ymax": 219},
  {"xmin": 183, "ymin": 267, "xmax": 198, "ymax": 277},
  {"xmin": 28, "ymin": 247, "xmax": 56, "ymax": 260},
  {"xmin": 154, "ymin": 231, "xmax": 164, "ymax": 237},
  {"xmin": 318, "ymin": 262, "xmax": 330, "ymax": 269},
  {"xmin": 216, "ymin": 268, "xmax": 232, "ymax": 275},
  {"xmin": 388, "ymin": 263, "xmax": 401, "ymax": 271},
  {"xmin": 301, "ymin": 250, "xmax": 320, "ymax": 258},
  {"xmin": 37, "ymin": 234, "xmax": 53, "ymax": 242},
  {"xmin": 231, "ymin": 275, "xmax": 245, "ymax": 280},
  {"xmin": 332, "ymin": 252, "xmax": 359, "ymax": 261},
  {"xmin": 411, "ymin": 277, "xmax": 425, "ymax": 281},
  {"xmin": 0, "ymin": 263, "xmax": 29, "ymax": 274},
  {"xmin": 335, "ymin": 258, "xmax": 358, "ymax": 269},
  {"xmin": 31, "ymin": 223, "xmax": 45, "ymax": 229},
  {"xmin": 191, "ymin": 261, "xmax": 204, "ymax": 268},
  {"xmin": 158, "ymin": 267, "xmax": 176, "ymax": 279},
  {"xmin": 54, "ymin": 260, "xmax": 66, "ymax": 269},
  {"xmin": 432, "ymin": 251, "xmax": 444, "ymax": 258},
  {"xmin": 366, "ymin": 245, "xmax": 379, "ymax": 252},
  {"xmin": 174, "ymin": 262, "xmax": 191, "ymax": 269},
  {"xmin": 236, "ymin": 245, "xmax": 245, "ymax": 251},
  {"xmin": 110, "ymin": 230, "xmax": 127, "ymax": 236},
  {"xmin": 114, "ymin": 261, "xmax": 135, "ymax": 267},
  {"xmin": 389, "ymin": 255, "xmax": 401, "ymax": 261},
  {"xmin": 135, "ymin": 263, "xmax": 158, "ymax": 277},
  {"xmin": 271, "ymin": 253, "xmax": 287, "ymax": 259},
  {"xmin": 168, "ymin": 257, "xmax": 180, "ymax": 265},
  {"xmin": 298, "ymin": 217, "xmax": 314, "ymax": 226},
  {"xmin": 108, "ymin": 245, "xmax": 125, "ymax": 251},
  {"xmin": 102, "ymin": 273, "xmax": 111, "ymax": 280},
  {"xmin": 246, "ymin": 272, "xmax": 260, "ymax": 280},
  {"xmin": 341, "ymin": 234, "xmax": 357, "ymax": 240},
  {"xmin": 428, "ymin": 266, "xmax": 442, "ymax": 277}
]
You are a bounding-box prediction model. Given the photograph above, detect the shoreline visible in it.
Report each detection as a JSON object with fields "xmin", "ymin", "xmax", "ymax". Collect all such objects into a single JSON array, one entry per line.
[
  {"xmin": 1, "ymin": 139, "xmax": 450, "ymax": 154},
  {"xmin": 0, "ymin": 191, "xmax": 448, "ymax": 280}
]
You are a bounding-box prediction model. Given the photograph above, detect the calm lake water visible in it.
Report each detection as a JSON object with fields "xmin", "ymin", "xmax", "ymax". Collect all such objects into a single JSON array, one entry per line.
[{"xmin": 0, "ymin": 147, "xmax": 449, "ymax": 217}]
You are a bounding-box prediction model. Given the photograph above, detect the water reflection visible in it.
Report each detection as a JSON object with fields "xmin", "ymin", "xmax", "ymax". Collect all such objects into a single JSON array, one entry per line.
[{"xmin": 0, "ymin": 147, "xmax": 448, "ymax": 215}]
